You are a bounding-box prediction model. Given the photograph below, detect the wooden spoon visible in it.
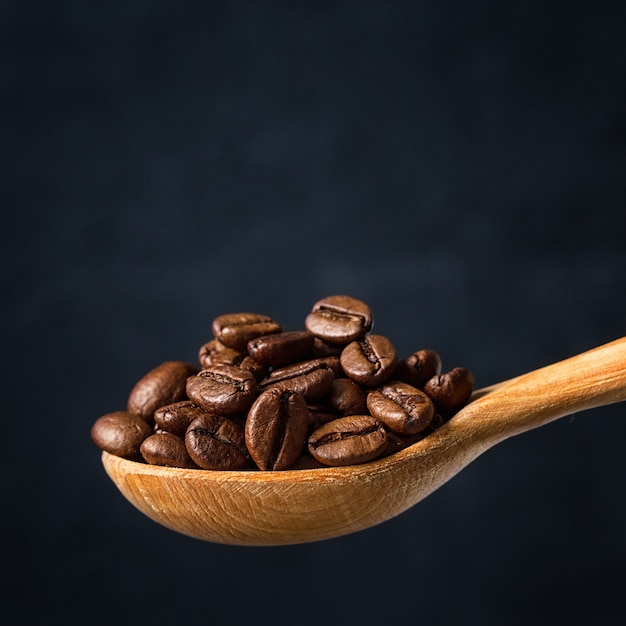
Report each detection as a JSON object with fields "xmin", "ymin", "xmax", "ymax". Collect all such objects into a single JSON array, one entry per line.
[{"xmin": 102, "ymin": 336, "xmax": 626, "ymax": 546}]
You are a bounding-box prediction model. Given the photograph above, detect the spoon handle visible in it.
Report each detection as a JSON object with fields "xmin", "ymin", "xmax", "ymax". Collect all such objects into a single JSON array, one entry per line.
[{"xmin": 456, "ymin": 336, "xmax": 626, "ymax": 443}]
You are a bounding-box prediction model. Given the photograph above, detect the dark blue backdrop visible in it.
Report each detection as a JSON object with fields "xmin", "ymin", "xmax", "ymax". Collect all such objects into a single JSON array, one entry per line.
[{"xmin": 4, "ymin": 1, "xmax": 626, "ymax": 624}]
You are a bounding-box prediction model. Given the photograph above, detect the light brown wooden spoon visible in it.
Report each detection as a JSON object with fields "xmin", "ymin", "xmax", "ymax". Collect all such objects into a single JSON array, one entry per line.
[{"xmin": 102, "ymin": 336, "xmax": 626, "ymax": 546}]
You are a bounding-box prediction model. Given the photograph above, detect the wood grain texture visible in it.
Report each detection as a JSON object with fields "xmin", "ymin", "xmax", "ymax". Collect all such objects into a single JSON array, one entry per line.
[{"xmin": 102, "ymin": 336, "xmax": 626, "ymax": 546}]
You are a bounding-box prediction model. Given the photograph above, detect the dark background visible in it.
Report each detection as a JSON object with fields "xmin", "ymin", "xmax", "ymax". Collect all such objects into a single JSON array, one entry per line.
[{"xmin": 4, "ymin": 1, "xmax": 626, "ymax": 624}]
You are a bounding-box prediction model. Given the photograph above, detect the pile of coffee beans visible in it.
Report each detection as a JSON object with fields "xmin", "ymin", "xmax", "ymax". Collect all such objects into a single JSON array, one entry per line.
[{"xmin": 91, "ymin": 295, "xmax": 475, "ymax": 470}]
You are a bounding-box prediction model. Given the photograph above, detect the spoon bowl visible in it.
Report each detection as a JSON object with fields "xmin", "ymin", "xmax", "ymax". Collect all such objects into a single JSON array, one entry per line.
[{"xmin": 102, "ymin": 336, "xmax": 626, "ymax": 545}]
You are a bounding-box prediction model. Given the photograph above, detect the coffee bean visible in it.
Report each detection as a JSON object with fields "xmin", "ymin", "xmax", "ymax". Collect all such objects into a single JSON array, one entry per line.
[
  {"xmin": 185, "ymin": 414, "xmax": 250, "ymax": 470},
  {"xmin": 305, "ymin": 295, "xmax": 373, "ymax": 345},
  {"xmin": 212, "ymin": 313, "xmax": 282, "ymax": 351},
  {"xmin": 396, "ymin": 349, "xmax": 442, "ymax": 389},
  {"xmin": 340, "ymin": 334, "xmax": 397, "ymax": 387},
  {"xmin": 325, "ymin": 378, "xmax": 368, "ymax": 416},
  {"xmin": 423, "ymin": 367, "xmax": 475, "ymax": 414},
  {"xmin": 245, "ymin": 389, "xmax": 310, "ymax": 470},
  {"xmin": 91, "ymin": 411, "xmax": 153, "ymax": 461},
  {"xmin": 308, "ymin": 415, "xmax": 387, "ymax": 466},
  {"xmin": 259, "ymin": 358, "xmax": 335, "ymax": 401},
  {"xmin": 247, "ymin": 331, "xmax": 315, "ymax": 367},
  {"xmin": 186, "ymin": 364, "xmax": 258, "ymax": 415},
  {"xmin": 367, "ymin": 381, "xmax": 435, "ymax": 434},
  {"xmin": 140, "ymin": 432, "xmax": 198, "ymax": 468},
  {"xmin": 154, "ymin": 401, "xmax": 209, "ymax": 436},
  {"xmin": 198, "ymin": 339, "xmax": 267, "ymax": 380},
  {"xmin": 198, "ymin": 339, "xmax": 239, "ymax": 368},
  {"xmin": 126, "ymin": 361, "xmax": 199, "ymax": 423},
  {"xmin": 234, "ymin": 356, "xmax": 269, "ymax": 382}
]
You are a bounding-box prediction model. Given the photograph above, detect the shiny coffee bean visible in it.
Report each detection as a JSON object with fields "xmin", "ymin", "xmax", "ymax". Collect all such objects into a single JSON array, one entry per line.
[
  {"xmin": 185, "ymin": 414, "xmax": 250, "ymax": 470},
  {"xmin": 198, "ymin": 339, "xmax": 266, "ymax": 380},
  {"xmin": 212, "ymin": 312, "xmax": 282, "ymax": 351},
  {"xmin": 367, "ymin": 381, "xmax": 435, "ymax": 435},
  {"xmin": 234, "ymin": 356, "xmax": 268, "ymax": 381},
  {"xmin": 198, "ymin": 339, "xmax": 239, "ymax": 368},
  {"xmin": 340, "ymin": 334, "xmax": 397, "ymax": 387},
  {"xmin": 308, "ymin": 415, "xmax": 388, "ymax": 466},
  {"xmin": 259, "ymin": 358, "xmax": 335, "ymax": 401},
  {"xmin": 140, "ymin": 432, "xmax": 197, "ymax": 468},
  {"xmin": 396, "ymin": 349, "xmax": 442, "ymax": 389},
  {"xmin": 325, "ymin": 378, "xmax": 368, "ymax": 416},
  {"xmin": 126, "ymin": 361, "xmax": 199, "ymax": 423},
  {"xmin": 186, "ymin": 364, "xmax": 258, "ymax": 415},
  {"xmin": 154, "ymin": 401, "xmax": 209, "ymax": 436},
  {"xmin": 423, "ymin": 367, "xmax": 475, "ymax": 414},
  {"xmin": 91, "ymin": 411, "xmax": 153, "ymax": 461},
  {"xmin": 247, "ymin": 331, "xmax": 315, "ymax": 367},
  {"xmin": 305, "ymin": 295, "xmax": 373, "ymax": 345},
  {"xmin": 245, "ymin": 389, "xmax": 310, "ymax": 470}
]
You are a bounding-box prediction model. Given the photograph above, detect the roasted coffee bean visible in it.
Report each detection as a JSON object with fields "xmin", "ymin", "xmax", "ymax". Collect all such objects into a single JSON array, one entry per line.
[
  {"xmin": 140, "ymin": 432, "xmax": 198, "ymax": 468},
  {"xmin": 198, "ymin": 339, "xmax": 239, "ymax": 368},
  {"xmin": 325, "ymin": 378, "xmax": 368, "ymax": 416},
  {"xmin": 308, "ymin": 415, "xmax": 387, "ymax": 466},
  {"xmin": 340, "ymin": 334, "xmax": 397, "ymax": 387},
  {"xmin": 154, "ymin": 401, "xmax": 209, "ymax": 436},
  {"xmin": 91, "ymin": 411, "xmax": 153, "ymax": 461},
  {"xmin": 198, "ymin": 340, "xmax": 267, "ymax": 380},
  {"xmin": 367, "ymin": 381, "xmax": 435, "ymax": 435},
  {"xmin": 259, "ymin": 359, "xmax": 335, "ymax": 402},
  {"xmin": 305, "ymin": 295, "xmax": 373, "ymax": 345},
  {"xmin": 212, "ymin": 312, "xmax": 282, "ymax": 351},
  {"xmin": 396, "ymin": 349, "xmax": 442, "ymax": 389},
  {"xmin": 247, "ymin": 331, "xmax": 315, "ymax": 367},
  {"xmin": 127, "ymin": 361, "xmax": 199, "ymax": 423},
  {"xmin": 245, "ymin": 389, "xmax": 310, "ymax": 470},
  {"xmin": 186, "ymin": 365, "xmax": 258, "ymax": 415},
  {"xmin": 423, "ymin": 367, "xmax": 475, "ymax": 413},
  {"xmin": 234, "ymin": 356, "xmax": 268, "ymax": 381},
  {"xmin": 185, "ymin": 414, "xmax": 250, "ymax": 470}
]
